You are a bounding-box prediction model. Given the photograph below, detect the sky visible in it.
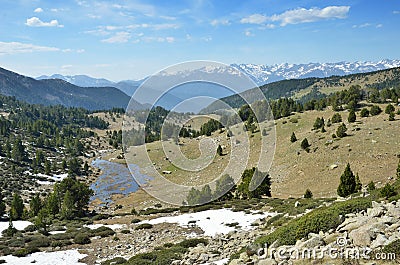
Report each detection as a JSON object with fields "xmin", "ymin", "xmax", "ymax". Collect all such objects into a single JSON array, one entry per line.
[{"xmin": 0, "ymin": 0, "xmax": 399, "ymax": 81}]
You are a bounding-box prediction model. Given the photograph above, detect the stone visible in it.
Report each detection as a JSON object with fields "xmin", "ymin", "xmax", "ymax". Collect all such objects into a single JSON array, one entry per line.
[
  {"xmin": 371, "ymin": 234, "xmax": 389, "ymax": 249},
  {"xmin": 258, "ymin": 258, "xmax": 277, "ymax": 265},
  {"xmin": 367, "ymin": 207, "xmax": 385, "ymax": 217},
  {"xmin": 349, "ymin": 227, "xmax": 373, "ymax": 246}
]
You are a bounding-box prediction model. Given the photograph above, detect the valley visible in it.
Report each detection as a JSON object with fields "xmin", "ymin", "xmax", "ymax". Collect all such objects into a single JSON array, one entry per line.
[{"xmin": 0, "ymin": 66, "xmax": 400, "ymax": 265}]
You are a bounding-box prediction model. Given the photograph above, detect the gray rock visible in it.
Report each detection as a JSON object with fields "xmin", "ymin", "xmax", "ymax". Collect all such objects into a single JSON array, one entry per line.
[
  {"xmin": 367, "ymin": 206, "xmax": 385, "ymax": 218},
  {"xmin": 371, "ymin": 234, "xmax": 389, "ymax": 248},
  {"xmin": 349, "ymin": 227, "xmax": 374, "ymax": 246},
  {"xmin": 258, "ymin": 258, "xmax": 277, "ymax": 265}
]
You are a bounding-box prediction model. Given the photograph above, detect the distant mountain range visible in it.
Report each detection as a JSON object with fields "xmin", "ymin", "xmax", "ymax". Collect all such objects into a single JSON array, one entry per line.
[
  {"xmin": 34, "ymin": 59, "xmax": 400, "ymax": 112},
  {"xmin": 37, "ymin": 74, "xmax": 145, "ymax": 96},
  {"xmin": 38, "ymin": 59, "xmax": 400, "ymax": 89},
  {"xmin": 232, "ymin": 59, "xmax": 400, "ymax": 85},
  {"xmin": 0, "ymin": 59, "xmax": 399, "ymax": 112},
  {"xmin": 0, "ymin": 67, "xmax": 144, "ymax": 111}
]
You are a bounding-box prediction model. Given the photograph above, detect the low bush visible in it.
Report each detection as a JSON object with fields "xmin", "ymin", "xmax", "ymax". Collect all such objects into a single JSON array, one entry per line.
[
  {"xmin": 100, "ymin": 257, "xmax": 127, "ymax": 265},
  {"xmin": 73, "ymin": 233, "xmax": 91, "ymax": 245},
  {"xmin": 131, "ymin": 218, "xmax": 141, "ymax": 224},
  {"xmin": 50, "ymin": 239, "xmax": 72, "ymax": 248},
  {"xmin": 255, "ymin": 198, "xmax": 371, "ymax": 247},
  {"xmin": 91, "ymin": 226, "xmax": 115, "ymax": 237},
  {"xmin": 135, "ymin": 223, "xmax": 153, "ymax": 230}
]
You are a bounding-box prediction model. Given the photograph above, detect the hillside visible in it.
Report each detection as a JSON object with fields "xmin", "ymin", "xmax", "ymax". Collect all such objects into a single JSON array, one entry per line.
[
  {"xmin": 203, "ymin": 67, "xmax": 400, "ymax": 112},
  {"xmin": 0, "ymin": 67, "xmax": 139, "ymax": 111}
]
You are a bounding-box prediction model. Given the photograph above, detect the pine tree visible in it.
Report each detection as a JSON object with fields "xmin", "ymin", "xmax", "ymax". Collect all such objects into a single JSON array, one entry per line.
[
  {"xmin": 11, "ymin": 137, "xmax": 26, "ymax": 162},
  {"xmin": 301, "ymin": 138, "xmax": 310, "ymax": 150},
  {"xmin": 217, "ymin": 145, "xmax": 223, "ymax": 156},
  {"xmin": 336, "ymin": 123, "xmax": 347, "ymax": 138},
  {"xmin": 355, "ymin": 173, "xmax": 362, "ymax": 192},
  {"xmin": 44, "ymin": 159, "xmax": 51, "ymax": 175},
  {"xmin": 61, "ymin": 191, "xmax": 74, "ymax": 220},
  {"xmin": 10, "ymin": 193, "xmax": 24, "ymax": 220},
  {"xmin": 396, "ymin": 159, "xmax": 400, "ymax": 179},
  {"xmin": 35, "ymin": 208, "xmax": 51, "ymax": 233},
  {"xmin": 29, "ymin": 194, "xmax": 42, "ymax": 217},
  {"xmin": 0, "ymin": 192, "xmax": 6, "ymax": 217},
  {"xmin": 290, "ymin": 132, "xmax": 297, "ymax": 143},
  {"xmin": 348, "ymin": 110, "xmax": 356, "ymax": 123},
  {"xmin": 337, "ymin": 163, "xmax": 356, "ymax": 197},
  {"xmin": 46, "ymin": 191, "xmax": 60, "ymax": 216}
]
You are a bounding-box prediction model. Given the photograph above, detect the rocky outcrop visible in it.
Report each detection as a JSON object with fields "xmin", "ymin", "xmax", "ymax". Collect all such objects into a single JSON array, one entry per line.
[{"xmin": 228, "ymin": 200, "xmax": 400, "ymax": 265}]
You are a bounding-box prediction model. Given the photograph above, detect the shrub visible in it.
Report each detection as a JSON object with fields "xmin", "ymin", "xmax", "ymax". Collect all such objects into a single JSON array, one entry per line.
[
  {"xmin": 135, "ymin": 223, "xmax": 153, "ymax": 230},
  {"xmin": 370, "ymin": 105, "xmax": 382, "ymax": 116},
  {"xmin": 120, "ymin": 229, "xmax": 130, "ymax": 234},
  {"xmin": 304, "ymin": 189, "xmax": 313, "ymax": 199},
  {"xmin": 367, "ymin": 181, "xmax": 376, "ymax": 192},
  {"xmin": 255, "ymin": 198, "xmax": 371, "ymax": 247},
  {"xmin": 74, "ymin": 233, "xmax": 91, "ymax": 245},
  {"xmin": 178, "ymin": 238, "xmax": 208, "ymax": 248},
  {"xmin": 27, "ymin": 236, "xmax": 50, "ymax": 248},
  {"xmin": 50, "ymin": 239, "xmax": 72, "ymax": 248},
  {"xmin": 91, "ymin": 226, "xmax": 115, "ymax": 237},
  {"xmin": 131, "ymin": 218, "xmax": 141, "ymax": 224},
  {"xmin": 383, "ymin": 239, "xmax": 400, "ymax": 255},
  {"xmin": 380, "ymin": 183, "xmax": 396, "ymax": 199},
  {"xmin": 389, "ymin": 112, "xmax": 395, "ymax": 121},
  {"xmin": 360, "ymin": 108, "xmax": 369, "ymax": 117},
  {"xmin": 101, "ymin": 257, "xmax": 127, "ymax": 265},
  {"xmin": 331, "ymin": 113, "xmax": 342, "ymax": 123},
  {"xmin": 12, "ymin": 248, "xmax": 29, "ymax": 257},
  {"xmin": 385, "ymin": 104, "xmax": 395, "ymax": 114}
]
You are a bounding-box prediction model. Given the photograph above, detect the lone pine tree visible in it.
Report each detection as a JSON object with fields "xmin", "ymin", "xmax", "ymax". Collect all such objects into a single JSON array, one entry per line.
[{"xmin": 337, "ymin": 163, "xmax": 357, "ymax": 197}]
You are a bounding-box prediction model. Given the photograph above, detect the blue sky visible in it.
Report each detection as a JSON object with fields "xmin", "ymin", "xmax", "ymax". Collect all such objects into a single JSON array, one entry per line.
[{"xmin": 0, "ymin": 0, "xmax": 399, "ymax": 81}]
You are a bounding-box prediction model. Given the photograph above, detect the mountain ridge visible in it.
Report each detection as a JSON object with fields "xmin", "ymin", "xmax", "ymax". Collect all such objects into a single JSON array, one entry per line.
[{"xmin": 0, "ymin": 67, "xmax": 142, "ymax": 111}]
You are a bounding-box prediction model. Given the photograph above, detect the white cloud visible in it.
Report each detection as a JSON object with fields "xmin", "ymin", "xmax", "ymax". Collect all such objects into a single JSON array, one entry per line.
[
  {"xmin": 101, "ymin": 32, "xmax": 131, "ymax": 43},
  {"xmin": 165, "ymin": 37, "xmax": 175, "ymax": 43},
  {"xmin": 240, "ymin": 14, "xmax": 268, "ymax": 24},
  {"xmin": 62, "ymin": 48, "xmax": 85, "ymax": 53},
  {"xmin": 34, "ymin": 8, "xmax": 43, "ymax": 13},
  {"xmin": 352, "ymin": 23, "xmax": 383, "ymax": 29},
  {"xmin": 0, "ymin": 41, "xmax": 59, "ymax": 55},
  {"xmin": 25, "ymin": 17, "xmax": 64, "ymax": 27},
  {"xmin": 393, "ymin": 11, "xmax": 400, "ymax": 14},
  {"xmin": 87, "ymin": 14, "xmax": 101, "ymax": 19},
  {"xmin": 244, "ymin": 30, "xmax": 254, "ymax": 37},
  {"xmin": 210, "ymin": 19, "xmax": 230, "ymax": 26},
  {"xmin": 270, "ymin": 6, "xmax": 350, "ymax": 26}
]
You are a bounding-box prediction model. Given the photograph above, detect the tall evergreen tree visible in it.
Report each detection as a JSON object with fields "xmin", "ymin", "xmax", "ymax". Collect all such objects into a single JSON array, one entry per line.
[
  {"xmin": 337, "ymin": 163, "xmax": 356, "ymax": 197},
  {"xmin": 10, "ymin": 193, "xmax": 24, "ymax": 220},
  {"xmin": 0, "ymin": 192, "xmax": 6, "ymax": 217},
  {"xmin": 29, "ymin": 194, "xmax": 42, "ymax": 217},
  {"xmin": 290, "ymin": 132, "xmax": 297, "ymax": 143},
  {"xmin": 61, "ymin": 191, "xmax": 74, "ymax": 220},
  {"xmin": 11, "ymin": 137, "xmax": 26, "ymax": 162},
  {"xmin": 348, "ymin": 110, "xmax": 356, "ymax": 123},
  {"xmin": 336, "ymin": 123, "xmax": 347, "ymax": 138}
]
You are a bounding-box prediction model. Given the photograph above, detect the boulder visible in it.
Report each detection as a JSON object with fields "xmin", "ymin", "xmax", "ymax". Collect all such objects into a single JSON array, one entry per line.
[
  {"xmin": 371, "ymin": 234, "xmax": 389, "ymax": 249},
  {"xmin": 349, "ymin": 227, "xmax": 374, "ymax": 246}
]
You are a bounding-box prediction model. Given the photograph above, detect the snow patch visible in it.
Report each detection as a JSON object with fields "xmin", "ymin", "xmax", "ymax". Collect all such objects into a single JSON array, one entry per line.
[
  {"xmin": 141, "ymin": 208, "xmax": 275, "ymax": 237},
  {"xmin": 83, "ymin": 224, "xmax": 126, "ymax": 230},
  {"xmin": 0, "ymin": 221, "xmax": 32, "ymax": 237},
  {"xmin": 0, "ymin": 249, "xmax": 87, "ymax": 265}
]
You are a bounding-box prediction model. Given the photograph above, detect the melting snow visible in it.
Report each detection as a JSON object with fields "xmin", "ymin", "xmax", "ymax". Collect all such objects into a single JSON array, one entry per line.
[
  {"xmin": 0, "ymin": 221, "xmax": 32, "ymax": 237},
  {"xmin": 141, "ymin": 208, "xmax": 276, "ymax": 237},
  {"xmin": 0, "ymin": 249, "xmax": 87, "ymax": 265}
]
